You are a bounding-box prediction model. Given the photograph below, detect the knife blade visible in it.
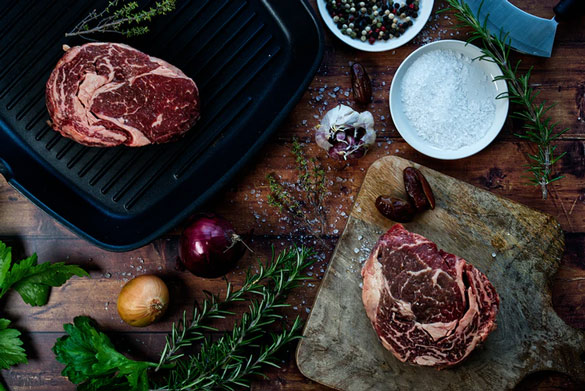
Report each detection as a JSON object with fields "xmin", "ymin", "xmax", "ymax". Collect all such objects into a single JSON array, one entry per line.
[{"xmin": 463, "ymin": 0, "xmax": 584, "ymax": 58}]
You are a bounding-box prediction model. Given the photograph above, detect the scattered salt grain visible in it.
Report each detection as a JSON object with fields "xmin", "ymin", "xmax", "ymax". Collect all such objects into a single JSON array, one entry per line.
[{"xmin": 401, "ymin": 49, "xmax": 497, "ymax": 150}]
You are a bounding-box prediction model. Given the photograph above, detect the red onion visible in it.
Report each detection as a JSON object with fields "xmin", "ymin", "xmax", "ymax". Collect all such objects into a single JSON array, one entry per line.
[{"xmin": 178, "ymin": 214, "xmax": 246, "ymax": 278}]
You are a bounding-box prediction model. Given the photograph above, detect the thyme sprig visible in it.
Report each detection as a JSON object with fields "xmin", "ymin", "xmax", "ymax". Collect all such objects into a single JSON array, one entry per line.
[
  {"xmin": 444, "ymin": 0, "xmax": 568, "ymax": 199},
  {"xmin": 267, "ymin": 139, "xmax": 328, "ymax": 240},
  {"xmin": 66, "ymin": 0, "xmax": 176, "ymax": 39},
  {"xmin": 293, "ymin": 139, "xmax": 327, "ymax": 230},
  {"xmin": 155, "ymin": 246, "xmax": 315, "ymax": 390}
]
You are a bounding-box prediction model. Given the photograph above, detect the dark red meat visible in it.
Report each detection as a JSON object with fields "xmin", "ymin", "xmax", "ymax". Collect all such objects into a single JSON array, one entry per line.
[
  {"xmin": 46, "ymin": 43, "xmax": 200, "ymax": 147},
  {"xmin": 361, "ymin": 224, "xmax": 499, "ymax": 368}
]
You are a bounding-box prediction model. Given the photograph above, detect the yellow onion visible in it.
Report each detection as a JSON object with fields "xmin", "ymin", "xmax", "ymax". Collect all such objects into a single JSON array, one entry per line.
[{"xmin": 117, "ymin": 275, "xmax": 169, "ymax": 327}]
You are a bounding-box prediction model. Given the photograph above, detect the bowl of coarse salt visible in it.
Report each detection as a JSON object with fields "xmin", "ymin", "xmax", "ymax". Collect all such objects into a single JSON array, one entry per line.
[{"xmin": 389, "ymin": 40, "xmax": 509, "ymax": 160}]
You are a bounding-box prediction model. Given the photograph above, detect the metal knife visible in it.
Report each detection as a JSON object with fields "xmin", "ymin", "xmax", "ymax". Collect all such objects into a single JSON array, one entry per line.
[{"xmin": 463, "ymin": 0, "xmax": 585, "ymax": 57}]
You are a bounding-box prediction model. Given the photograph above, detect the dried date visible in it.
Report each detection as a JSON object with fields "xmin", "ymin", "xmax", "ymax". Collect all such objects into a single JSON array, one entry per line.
[
  {"xmin": 375, "ymin": 196, "xmax": 417, "ymax": 223},
  {"xmin": 403, "ymin": 167, "xmax": 435, "ymax": 210},
  {"xmin": 350, "ymin": 62, "xmax": 372, "ymax": 105}
]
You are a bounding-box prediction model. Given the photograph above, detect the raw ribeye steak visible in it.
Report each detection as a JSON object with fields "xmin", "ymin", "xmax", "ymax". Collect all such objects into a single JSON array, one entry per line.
[
  {"xmin": 361, "ymin": 224, "xmax": 499, "ymax": 368},
  {"xmin": 46, "ymin": 43, "xmax": 200, "ymax": 147}
]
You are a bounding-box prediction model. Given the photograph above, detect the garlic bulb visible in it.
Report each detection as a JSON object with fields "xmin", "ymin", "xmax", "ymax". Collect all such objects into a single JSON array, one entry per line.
[{"xmin": 315, "ymin": 104, "xmax": 376, "ymax": 160}]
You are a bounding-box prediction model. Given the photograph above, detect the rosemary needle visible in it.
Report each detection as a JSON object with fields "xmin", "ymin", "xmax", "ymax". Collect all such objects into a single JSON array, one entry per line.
[
  {"xmin": 155, "ymin": 246, "xmax": 316, "ymax": 390},
  {"xmin": 443, "ymin": 0, "xmax": 568, "ymax": 199}
]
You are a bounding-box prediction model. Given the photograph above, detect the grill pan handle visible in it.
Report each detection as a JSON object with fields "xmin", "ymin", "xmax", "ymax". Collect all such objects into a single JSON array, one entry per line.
[
  {"xmin": 0, "ymin": 127, "xmax": 14, "ymax": 180},
  {"xmin": 0, "ymin": 158, "xmax": 11, "ymax": 180}
]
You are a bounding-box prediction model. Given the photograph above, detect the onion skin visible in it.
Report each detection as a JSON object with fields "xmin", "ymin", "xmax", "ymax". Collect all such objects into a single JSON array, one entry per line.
[
  {"xmin": 179, "ymin": 214, "xmax": 245, "ymax": 278},
  {"xmin": 117, "ymin": 275, "xmax": 169, "ymax": 327}
]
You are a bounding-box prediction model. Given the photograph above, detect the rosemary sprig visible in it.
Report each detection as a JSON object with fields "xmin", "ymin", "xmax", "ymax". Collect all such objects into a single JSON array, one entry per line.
[
  {"xmin": 53, "ymin": 247, "xmax": 314, "ymax": 391},
  {"xmin": 444, "ymin": 0, "xmax": 568, "ymax": 199},
  {"xmin": 156, "ymin": 246, "xmax": 315, "ymax": 390},
  {"xmin": 156, "ymin": 247, "xmax": 311, "ymax": 370},
  {"xmin": 66, "ymin": 0, "xmax": 176, "ymax": 39},
  {"xmin": 211, "ymin": 316, "xmax": 304, "ymax": 389},
  {"xmin": 267, "ymin": 139, "xmax": 329, "ymax": 239}
]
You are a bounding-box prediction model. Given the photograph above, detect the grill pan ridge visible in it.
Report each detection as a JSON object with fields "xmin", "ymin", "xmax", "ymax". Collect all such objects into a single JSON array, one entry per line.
[{"xmin": 0, "ymin": 0, "xmax": 324, "ymax": 250}]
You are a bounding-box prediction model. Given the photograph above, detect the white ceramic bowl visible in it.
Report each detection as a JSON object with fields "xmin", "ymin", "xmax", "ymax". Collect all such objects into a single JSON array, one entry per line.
[
  {"xmin": 317, "ymin": 0, "xmax": 434, "ymax": 52},
  {"xmin": 389, "ymin": 40, "xmax": 509, "ymax": 160}
]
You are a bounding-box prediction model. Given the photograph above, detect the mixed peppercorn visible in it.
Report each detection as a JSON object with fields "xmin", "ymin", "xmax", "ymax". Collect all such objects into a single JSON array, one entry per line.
[{"xmin": 326, "ymin": 0, "xmax": 420, "ymax": 44}]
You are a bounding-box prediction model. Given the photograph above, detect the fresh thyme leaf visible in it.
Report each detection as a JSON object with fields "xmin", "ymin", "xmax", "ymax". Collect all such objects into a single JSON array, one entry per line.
[
  {"xmin": 267, "ymin": 139, "xmax": 329, "ymax": 242},
  {"xmin": 53, "ymin": 316, "xmax": 156, "ymax": 391},
  {"xmin": 443, "ymin": 0, "xmax": 566, "ymax": 199},
  {"xmin": 0, "ymin": 318, "xmax": 27, "ymax": 370},
  {"xmin": 66, "ymin": 0, "xmax": 176, "ymax": 39}
]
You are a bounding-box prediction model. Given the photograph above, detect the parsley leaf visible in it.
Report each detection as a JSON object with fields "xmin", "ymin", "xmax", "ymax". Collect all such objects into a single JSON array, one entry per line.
[
  {"xmin": 0, "ymin": 243, "xmax": 89, "ymax": 306},
  {"xmin": 0, "ymin": 318, "xmax": 27, "ymax": 370},
  {"xmin": 53, "ymin": 317, "xmax": 155, "ymax": 391},
  {"xmin": 0, "ymin": 242, "xmax": 12, "ymax": 288}
]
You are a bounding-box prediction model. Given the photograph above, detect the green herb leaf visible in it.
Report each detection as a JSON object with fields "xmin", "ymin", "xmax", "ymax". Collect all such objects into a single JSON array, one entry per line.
[
  {"xmin": 0, "ymin": 318, "xmax": 27, "ymax": 370},
  {"xmin": 53, "ymin": 316, "xmax": 156, "ymax": 391},
  {"xmin": 0, "ymin": 242, "xmax": 11, "ymax": 288},
  {"xmin": 0, "ymin": 252, "xmax": 89, "ymax": 306},
  {"xmin": 444, "ymin": 0, "xmax": 566, "ymax": 198},
  {"xmin": 156, "ymin": 246, "xmax": 316, "ymax": 390},
  {"xmin": 66, "ymin": 0, "xmax": 176, "ymax": 39}
]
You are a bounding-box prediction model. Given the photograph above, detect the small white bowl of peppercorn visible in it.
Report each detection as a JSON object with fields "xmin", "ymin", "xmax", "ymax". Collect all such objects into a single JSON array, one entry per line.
[{"xmin": 317, "ymin": 0, "xmax": 434, "ymax": 52}]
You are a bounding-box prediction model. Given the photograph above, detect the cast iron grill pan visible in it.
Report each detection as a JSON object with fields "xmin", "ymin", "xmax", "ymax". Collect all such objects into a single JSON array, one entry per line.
[{"xmin": 0, "ymin": 0, "xmax": 324, "ymax": 250}]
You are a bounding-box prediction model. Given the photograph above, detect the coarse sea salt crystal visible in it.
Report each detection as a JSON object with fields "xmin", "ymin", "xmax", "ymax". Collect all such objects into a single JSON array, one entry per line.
[{"xmin": 400, "ymin": 49, "xmax": 496, "ymax": 150}]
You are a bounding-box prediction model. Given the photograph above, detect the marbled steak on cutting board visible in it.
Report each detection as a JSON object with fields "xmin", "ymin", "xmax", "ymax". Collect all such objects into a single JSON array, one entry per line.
[
  {"xmin": 362, "ymin": 223, "xmax": 500, "ymax": 368},
  {"xmin": 297, "ymin": 156, "xmax": 581, "ymax": 391}
]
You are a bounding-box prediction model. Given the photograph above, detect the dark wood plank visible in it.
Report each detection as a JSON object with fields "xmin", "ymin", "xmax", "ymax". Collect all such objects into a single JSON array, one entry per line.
[
  {"xmin": 2, "ymin": 0, "xmax": 585, "ymax": 390},
  {"xmin": 4, "ymin": 139, "xmax": 585, "ymax": 238}
]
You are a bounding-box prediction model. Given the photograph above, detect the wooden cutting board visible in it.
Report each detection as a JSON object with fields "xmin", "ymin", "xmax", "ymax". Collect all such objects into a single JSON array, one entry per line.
[{"xmin": 296, "ymin": 156, "xmax": 585, "ymax": 391}]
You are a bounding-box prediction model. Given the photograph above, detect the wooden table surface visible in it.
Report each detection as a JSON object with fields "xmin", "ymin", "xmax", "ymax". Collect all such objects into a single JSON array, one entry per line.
[{"xmin": 2, "ymin": 1, "xmax": 585, "ymax": 390}]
